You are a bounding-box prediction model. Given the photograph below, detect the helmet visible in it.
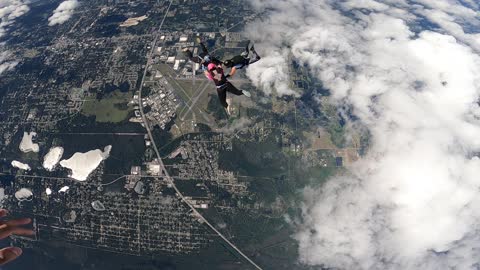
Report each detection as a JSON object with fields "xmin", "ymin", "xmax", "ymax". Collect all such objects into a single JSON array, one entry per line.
[
  {"xmin": 223, "ymin": 60, "xmax": 233, "ymax": 67},
  {"xmin": 207, "ymin": 63, "xmax": 217, "ymax": 71}
]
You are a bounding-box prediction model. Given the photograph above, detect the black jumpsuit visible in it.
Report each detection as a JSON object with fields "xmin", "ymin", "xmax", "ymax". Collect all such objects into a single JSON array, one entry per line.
[
  {"xmin": 224, "ymin": 47, "xmax": 261, "ymax": 69},
  {"xmin": 208, "ymin": 66, "xmax": 244, "ymax": 108}
]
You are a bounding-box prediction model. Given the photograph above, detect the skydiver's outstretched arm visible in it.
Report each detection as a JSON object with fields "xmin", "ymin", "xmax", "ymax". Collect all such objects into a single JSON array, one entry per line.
[{"xmin": 227, "ymin": 67, "xmax": 237, "ymax": 78}]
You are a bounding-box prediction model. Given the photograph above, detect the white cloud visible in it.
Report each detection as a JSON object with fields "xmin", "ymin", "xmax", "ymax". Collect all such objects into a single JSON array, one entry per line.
[
  {"xmin": 219, "ymin": 117, "xmax": 252, "ymax": 134},
  {"xmin": 247, "ymin": 0, "xmax": 480, "ymax": 269},
  {"xmin": 0, "ymin": 0, "xmax": 29, "ymax": 75},
  {"xmin": 48, "ymin": 0, "xmax": 79, "ymax": 26},
  {"xmin": 0, "ymin": 0, "xmax": 29, "ymax": 38},
  {"xmin": 0, "ymin": 50, "xmax": 18, "ymax": 74},
  {"xmin": 246, "ymin": 48, "xmax": 299, "ymax": 96}
]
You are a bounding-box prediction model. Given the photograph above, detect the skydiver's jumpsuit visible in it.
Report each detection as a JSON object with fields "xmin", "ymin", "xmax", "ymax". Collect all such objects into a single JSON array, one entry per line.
[
  {"xmin": 183, "ymin": 42, "xmax": 222, "ymax": 70},
  {"xmin": 207, "ymin": 65, "xmax": 244, "ymax": 108},
  {"xmin": 225, "ymin": 44, "xmax": 261, "ymax": 70}
]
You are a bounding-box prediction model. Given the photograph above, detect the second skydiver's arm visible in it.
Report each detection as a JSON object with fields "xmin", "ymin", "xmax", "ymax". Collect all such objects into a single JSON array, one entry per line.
[{"xmin": 228, "ymin": 67, "xmax": 237, "ymax": 78}]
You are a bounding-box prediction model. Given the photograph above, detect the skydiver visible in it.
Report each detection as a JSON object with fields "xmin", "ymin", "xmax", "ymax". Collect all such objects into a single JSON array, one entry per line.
[
  {"xmin": 182, "ymin": 37, "xmax": 221, "ymax": 70},
  {"xmin": 223, "ymin": 41, "xmax": 261, "ymax": 78},
  {"xmin": 205, "ymin": 63, "xmax": 251, "ymax": 114}
]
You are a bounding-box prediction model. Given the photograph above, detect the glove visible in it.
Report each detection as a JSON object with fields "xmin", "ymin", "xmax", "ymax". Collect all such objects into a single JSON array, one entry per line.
[{"xmin": 225, "ymin": 74, "xmax": 231, "ymax": 78}]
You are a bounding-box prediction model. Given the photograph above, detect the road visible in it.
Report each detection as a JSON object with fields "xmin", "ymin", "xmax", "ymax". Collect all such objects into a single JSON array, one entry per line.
[{"xmin": 136, "ymin": 2, "xmax": 264, "ymax": 270}]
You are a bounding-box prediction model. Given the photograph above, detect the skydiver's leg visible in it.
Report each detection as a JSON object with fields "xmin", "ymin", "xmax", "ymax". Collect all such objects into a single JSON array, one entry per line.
[
  {"xmin": 247, "ymin": 57, "xmax": 260, "ymax": 65},
  {"xmin": 225, "ymin": 82, "xmax": 244, "ymax": 96},
  {"xmin": 182, "ymin": 49, "xmax": 202, "ymax": 64},
  {"xmin": 241, "ymin": 40, "xmax": 250, "ymax": 57},
  {"xmin": 217, "ymin": 87, "xmax": 229, "ymax": 108},
  {"xmin": 248, "ymin": 45, "xmax": 261, "ymax": 65}
]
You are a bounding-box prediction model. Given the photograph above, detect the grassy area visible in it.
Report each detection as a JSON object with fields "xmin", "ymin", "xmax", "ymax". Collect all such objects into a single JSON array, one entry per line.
[{"xmin": 82, "ymin": 91, "xmax": 133, "ymax": 123}]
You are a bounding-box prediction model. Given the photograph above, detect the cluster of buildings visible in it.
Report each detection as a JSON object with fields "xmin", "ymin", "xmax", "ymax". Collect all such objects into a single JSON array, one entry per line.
[
  {"xmin": 4, "ymin": 171, "xmax": 211, "ymax": 256},
  {"xmin": 168, "ymin": 134, "xmax": 248, "ymax": 196},
  {"xmin": 131, "ymin": 78, "xmax": 178, "ymax": 130}
]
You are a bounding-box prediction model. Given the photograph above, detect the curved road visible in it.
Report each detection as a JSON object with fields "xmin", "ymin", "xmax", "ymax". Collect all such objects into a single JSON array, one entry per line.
[{"xmin": 137, "ymin": 2, "xmax": 263, "ymax": 270}]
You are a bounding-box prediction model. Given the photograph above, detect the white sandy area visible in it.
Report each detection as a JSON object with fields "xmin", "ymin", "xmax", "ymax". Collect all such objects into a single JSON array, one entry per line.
[
  {"xmin": 43, "ymin": 146, "xmax": 64, "ymax": 171},
  {"xmin": 59, "ymin": 145, "xmax": 112, "ymax": 181},
  {"xmin": 19, "ymin": 132, "xmax": 39, "ymax": 153},
  {"xmin": 11, "ymin": 160, "xmax": 31, "ymax": 170}
]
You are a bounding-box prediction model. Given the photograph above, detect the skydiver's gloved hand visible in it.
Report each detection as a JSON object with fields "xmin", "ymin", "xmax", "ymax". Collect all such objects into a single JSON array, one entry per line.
[
  {"xmin": 225, "ymin": 74, "xmax": 231, "ymax": 78},
  {"xmin": 0, "ymin": 209, "xmax": 34, "ymax": 266}
]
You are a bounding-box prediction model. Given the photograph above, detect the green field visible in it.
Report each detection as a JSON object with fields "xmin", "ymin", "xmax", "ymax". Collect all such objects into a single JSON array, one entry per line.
[{"xmin": 82, "ymin": 91, "xmax": 133, "ymax": 123}]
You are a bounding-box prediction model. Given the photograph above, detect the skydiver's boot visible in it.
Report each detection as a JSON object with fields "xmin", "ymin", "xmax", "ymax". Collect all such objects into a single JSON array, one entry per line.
[{"xmin": 242, "ymin": 90, "xmax": 251, "ymax": 98}]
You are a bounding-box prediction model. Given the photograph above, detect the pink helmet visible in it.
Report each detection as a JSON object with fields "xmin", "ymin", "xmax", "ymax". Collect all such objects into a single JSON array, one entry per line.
[{"xmin": 207, "ymin": 63, "xmax": 217, "ymax": 71}]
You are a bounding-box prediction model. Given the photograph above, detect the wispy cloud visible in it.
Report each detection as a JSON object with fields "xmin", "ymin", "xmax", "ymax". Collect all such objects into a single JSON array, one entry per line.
[
  {"xmin": 0, "ymin": 50, "xmax": 18, "ymax": 74},
  {"xmin": 0, "ymin": 0, "xmax": 29, "ymax": 38},
  {"xmin": 0, "ymin": 0, "xmax": 28, "ymax": 75},
  {"xmin": 219, "ymin": 117, "xmax": 252, "ymax": 134},
  {"xmin": 48, "ymin": 0, "xmax": 79, "ymax": 26},
  {"xmin": 247, "ymin": 0, "xmax": 480, "ymax": 269}
]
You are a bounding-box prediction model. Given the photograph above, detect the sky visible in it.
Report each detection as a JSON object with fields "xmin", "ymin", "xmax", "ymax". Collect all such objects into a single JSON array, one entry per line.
[{"xmin": 246, "ymin": 0, "xmax": 480, "ymax": 269}]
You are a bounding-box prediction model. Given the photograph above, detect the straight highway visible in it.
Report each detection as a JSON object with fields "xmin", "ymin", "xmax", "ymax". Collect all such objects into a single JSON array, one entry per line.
[{"xmin": 136, "ymin": 2, "xmax": 263, "ymax": 269}]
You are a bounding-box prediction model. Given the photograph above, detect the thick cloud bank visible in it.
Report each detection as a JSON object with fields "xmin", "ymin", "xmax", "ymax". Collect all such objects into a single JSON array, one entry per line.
[
  {"xmin": 247, "ymin": 0, "xmax": 480, "ymax": 269},
  {"xmin": 48, "ymin": 0, "xmax": 79, "ymax": 26}
]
